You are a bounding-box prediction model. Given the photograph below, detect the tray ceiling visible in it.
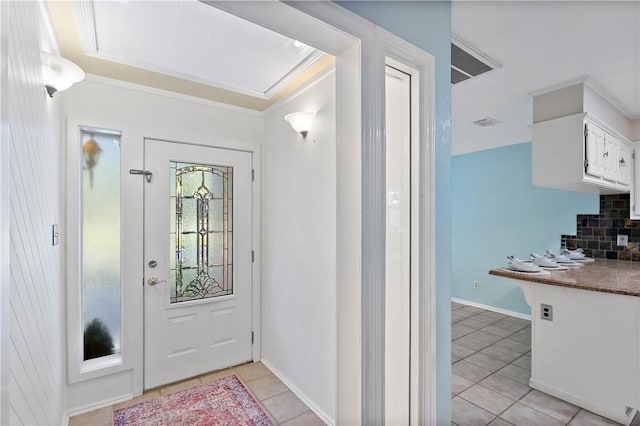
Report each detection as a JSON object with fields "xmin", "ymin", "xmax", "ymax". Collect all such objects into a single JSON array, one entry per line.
[{"xmin": 82, "ymin": 1, "xmax": 322, "ymax": 99}]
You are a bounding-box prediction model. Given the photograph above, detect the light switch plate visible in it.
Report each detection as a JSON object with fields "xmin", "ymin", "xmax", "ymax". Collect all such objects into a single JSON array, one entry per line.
[{"xmin": 52, "ymin": 224, "xmax": 59, "ymax": 246}]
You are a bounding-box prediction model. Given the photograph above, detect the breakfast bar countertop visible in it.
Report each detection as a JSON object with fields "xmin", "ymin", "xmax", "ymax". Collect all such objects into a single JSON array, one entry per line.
[{"xmin": 489, "ymin": 258, "xmax": 640, "ymax": 297}]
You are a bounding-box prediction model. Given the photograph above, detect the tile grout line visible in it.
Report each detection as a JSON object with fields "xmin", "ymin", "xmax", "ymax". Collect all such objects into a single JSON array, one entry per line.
[{"xmin": 452, "ymin": 304, "xmax": 615, "ymax": 426}]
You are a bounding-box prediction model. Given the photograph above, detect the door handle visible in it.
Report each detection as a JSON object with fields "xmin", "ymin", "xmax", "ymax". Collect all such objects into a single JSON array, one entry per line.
[{"xmin": 147, "ymin": 277, "xmax": 167, "ymax": 286}]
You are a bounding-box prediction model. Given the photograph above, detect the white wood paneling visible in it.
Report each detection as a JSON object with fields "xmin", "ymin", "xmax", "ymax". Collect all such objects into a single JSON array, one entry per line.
[
  {"xmin": 0, "ymin": 1, "xmax": 10, "ymax": 424},
  {"xmin": 7, "ymin": 2, "xmax": 65, "ymax": 425}
]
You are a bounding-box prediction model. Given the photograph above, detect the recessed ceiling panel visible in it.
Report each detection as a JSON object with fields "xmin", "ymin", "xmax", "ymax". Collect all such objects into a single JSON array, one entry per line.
[{"xmin": 87, "ymin": 0, "xmax": 321, "ymax": 98}]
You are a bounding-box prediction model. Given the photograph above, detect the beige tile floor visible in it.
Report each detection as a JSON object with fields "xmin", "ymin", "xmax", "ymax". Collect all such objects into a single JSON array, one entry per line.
[
  {"xmin": 69, "ymin": 362, "xmax": 325, "ymax": 426},
  {"xmin": 451, "ymin": 301, "xmax": 622, "ymax": 426}
]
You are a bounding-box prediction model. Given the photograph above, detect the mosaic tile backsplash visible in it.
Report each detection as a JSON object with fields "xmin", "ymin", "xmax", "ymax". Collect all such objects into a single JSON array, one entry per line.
[{"xmin": 561, "ymin": 194, "xmax": 640, "ymax": 262}]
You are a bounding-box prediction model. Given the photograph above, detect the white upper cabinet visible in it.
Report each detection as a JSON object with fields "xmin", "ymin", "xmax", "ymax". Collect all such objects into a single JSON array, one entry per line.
[
  {"xmin": 532, "ymin": 113, "xmax": 633, "ymax": 194},
  {"xmin": 584, "ymin": 118, "xmax": 632, "ymax": 186},
  {"xmin": 584, "ymin": 119, "xmax": 607, "ymax": 179},
  {"xmin": 616, "ymin": 136, "xmax": 633, "ymax": 186},
  {"xmin": 531, "ymin": 81, "xmax": 638, "ymax": 195}
]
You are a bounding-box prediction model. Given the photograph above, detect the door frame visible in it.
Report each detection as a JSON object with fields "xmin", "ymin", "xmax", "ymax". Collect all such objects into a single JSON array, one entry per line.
[
  {"xmin": 207, "ymin": 2, "xmax": 437, "ymax": 424},
  {"xmin": 142, "ymin": 136, "xmax": 263, "ymax": 371}
]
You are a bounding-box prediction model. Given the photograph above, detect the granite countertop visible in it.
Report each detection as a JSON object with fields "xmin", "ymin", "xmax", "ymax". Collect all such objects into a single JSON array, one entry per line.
[{"xmin": 489, "ymin": 259, "xmax": 640, "ymax": 297}]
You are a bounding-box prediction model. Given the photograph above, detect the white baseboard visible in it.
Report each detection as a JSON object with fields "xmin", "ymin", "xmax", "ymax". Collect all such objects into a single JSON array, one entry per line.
[
  {"xmin": 64, "ymin": 393, "xmax": 133, "ymax": 421},
  {"xmin": 451, "ymin": 297, "xmax": 531, "ymax": 320},
  {"xmin": 530, "ymin": 378, "xmax": 632, "ymax": 425},
  {"xmin": 260, "ymin": 358, "xmax": 334, "ymax": 426}
]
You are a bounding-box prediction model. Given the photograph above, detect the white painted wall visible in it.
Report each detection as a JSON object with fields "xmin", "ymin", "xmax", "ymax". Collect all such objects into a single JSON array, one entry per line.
[
  {"xmin": 7, "ymin": 2, "xmax": 66, "ymax": 424},
  {"xmin": 632, "ymin": 119, "xmax": 640, "ymax": 141},
  {"xmin": 63, "ymin": 76, "xmax": 263, "ymax": 413},
  {"xmin": 261, "ymin": 70, "xmax": 336, "ymax": 423}
]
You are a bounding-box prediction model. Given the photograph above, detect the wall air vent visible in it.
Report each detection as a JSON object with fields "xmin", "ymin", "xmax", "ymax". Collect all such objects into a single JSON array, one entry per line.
[
  {"xmin": 473, "ymin": 117, "xmax": 500, "ymax": 127},
  {"xmin": 451, "ymin": 35, "xmax": 501, "ymax": 85}
]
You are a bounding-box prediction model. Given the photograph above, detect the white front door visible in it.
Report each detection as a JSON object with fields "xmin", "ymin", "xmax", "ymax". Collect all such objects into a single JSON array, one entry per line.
[{"xmin": 143, "ymin": 138, "xmax": 253, "ymax": 389}]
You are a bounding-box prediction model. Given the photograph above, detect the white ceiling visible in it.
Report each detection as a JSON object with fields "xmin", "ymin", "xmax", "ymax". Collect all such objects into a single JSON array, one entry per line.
[
  {"xmin": 451, "ymin": 1, "xmax": 640, "ymax": 155},
  {"xmin": 82, "ymin": 0, "xmax": 322, "ymax": 99}
]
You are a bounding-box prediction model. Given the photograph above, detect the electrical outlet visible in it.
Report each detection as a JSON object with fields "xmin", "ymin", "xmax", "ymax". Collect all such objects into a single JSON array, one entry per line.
[
  {"xmin": 541, "ymin": 304, "xmax": 553, "ymax": 321},
  {"xmin": 473, "ymin": 281, "xmax": 479, "ymax": 288},
  {"xmin": 617, "ymin": 234, "xmax": 629, "ymax": 247}
]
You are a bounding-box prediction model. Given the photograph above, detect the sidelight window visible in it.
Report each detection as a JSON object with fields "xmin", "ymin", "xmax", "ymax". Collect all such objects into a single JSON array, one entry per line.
[{"xmin": 80, "ymin": 128, "xmax": 122, "ymax": 361}]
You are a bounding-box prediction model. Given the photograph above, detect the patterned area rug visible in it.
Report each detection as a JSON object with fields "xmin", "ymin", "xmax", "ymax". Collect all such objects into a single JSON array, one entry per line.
[{"xmin": 113, "ymin": 374, "xmax": 273, "ymax": 426}]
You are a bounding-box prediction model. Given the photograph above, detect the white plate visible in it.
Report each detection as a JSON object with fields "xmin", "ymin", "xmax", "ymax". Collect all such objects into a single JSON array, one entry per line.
[
  {"xmin": 532, "ymin": 258, "xmax": 559, "ymax": 267},
  {"xmin": 507, "ymin": 262, "xmax": 541, "ymax": 272}
]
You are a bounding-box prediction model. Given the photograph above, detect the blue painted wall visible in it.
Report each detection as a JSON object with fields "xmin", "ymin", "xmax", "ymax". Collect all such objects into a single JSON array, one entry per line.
[
  {"xmin": 337, "ymin": 2, "xmax": 452, "ymax": 423},
  {"xmin": 452, "ymin": 142, "xmax": 599, "ymax": 314}
]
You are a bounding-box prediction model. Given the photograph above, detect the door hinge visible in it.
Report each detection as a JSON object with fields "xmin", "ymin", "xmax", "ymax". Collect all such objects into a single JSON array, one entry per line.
[
  {"xmin": 251, "ymin": 250, "xmax": 255, "ymax": 263},
  {"xmin": 584, "ymin": 158, "xmax": 589, "ymax": 171},
  {"xmin": 252, "ymin": 169, "xmax": 255, "ymax": 181},
  {"xmin": 584, "ymin": 124, "xmax": 589, "ymax": 138},
  {"xmin": 251, "ymin": 331, "xmax": 255, "ymax": 344}
]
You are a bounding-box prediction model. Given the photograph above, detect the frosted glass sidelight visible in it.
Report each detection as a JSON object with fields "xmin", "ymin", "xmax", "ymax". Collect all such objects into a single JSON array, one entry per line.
[
  {"xmin": 170, "ymin": 162, "xmax": 234, "ymax": 303},
  {"xmin": 81, "ymin": 129, "xmax": 121, "ymax": 361}
]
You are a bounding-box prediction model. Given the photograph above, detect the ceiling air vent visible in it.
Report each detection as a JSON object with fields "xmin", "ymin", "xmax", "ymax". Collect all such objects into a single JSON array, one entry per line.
[
  {"xmin": 451, "ymin": 36, "xmax": 501, "ymax": 85},
  {"xmin": 473, "ymin": 117, "xmax": 500, "ymax": 127}
]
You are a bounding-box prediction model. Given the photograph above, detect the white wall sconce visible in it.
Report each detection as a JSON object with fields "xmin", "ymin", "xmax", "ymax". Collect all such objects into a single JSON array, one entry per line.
[
  {"xmin": 285, "ymin": 112, "xmax": 315, "ymax": 139},
  {"xmin": 41, "ymin": 52, "xmax": 85, "ymax": 97}
]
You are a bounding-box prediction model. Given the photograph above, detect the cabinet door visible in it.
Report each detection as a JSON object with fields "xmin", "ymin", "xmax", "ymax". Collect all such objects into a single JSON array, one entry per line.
[
  {"xmin": 617, "ymin": 140, "xmax": 632, "ymax": 185},
  {"xmin": 631, "ymin": 144, "xmax": 640, "ymax": 220},
  {"xmin": 604, "ymin": 134, "xmax": 620, "ymax": 181},
  {"xmin": 585, "ymin": 121, "xmax": 607, "ymax": 179}
]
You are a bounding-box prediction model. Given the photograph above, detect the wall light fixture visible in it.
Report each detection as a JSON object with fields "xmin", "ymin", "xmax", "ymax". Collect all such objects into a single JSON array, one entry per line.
[
  {"xmin": 41, "ymin": 52, "xmax": 85, "ymax": 97},
  {"xmin": 285, "ymin": 112, "xmax": 315, "ymax": 139}
]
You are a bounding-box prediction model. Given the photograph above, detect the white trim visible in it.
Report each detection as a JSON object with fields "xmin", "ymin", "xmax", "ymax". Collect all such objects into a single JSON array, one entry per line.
[
  {"xmin": 260, "ymin": 359, "xmax": 334, "ymax": 426},
  {"xmin": 529, "ymin": 379, "xmax": 631, "ymax": 425},
  {"xmin": 529, "ymin": 77, "xmax": 639, "ymax": 121},
  {"xmin": 262, "ymin": 50, "xmax": 327, "ymax": 99},
  {"xmin": 65, "ymin": 393, "xmax": 133, "ymax": 419},
  {"xmin": 65, "ymin": 121, "xmax": 129, "ymax": 384},
  {"xmin": 451, "ymin": 34, "xmax": 502, "ymax": 71},
  {"xmin": 451, "ymin": 297, "xmax": 532, "ymax": 321},
  {"xmin": 251, "ymin": 147, "xmax": 262, "ymax": 363},
  {"xmin": 83, "ymin": 74, "xmax": 264, "ymax": 117},
  {"xmin": 528, "ymin": 75, "xmax": 589, "ymax": 98},
  {"xmin": 380, "ymin": 28, "xmax": 437, "ymax": 426},
  {"xmin": 261, "ymin": 65, "xmax": 335, "ymax": 115}
]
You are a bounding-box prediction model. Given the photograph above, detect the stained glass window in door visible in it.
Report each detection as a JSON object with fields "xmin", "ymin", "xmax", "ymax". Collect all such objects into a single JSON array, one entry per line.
[
  {"xmin": 170, "ymin": 162, "xmax": 233, "ymax": 303},
  {"xmin": 81, "ymin": 128, "xmax": 121, "ymax": 361}
]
